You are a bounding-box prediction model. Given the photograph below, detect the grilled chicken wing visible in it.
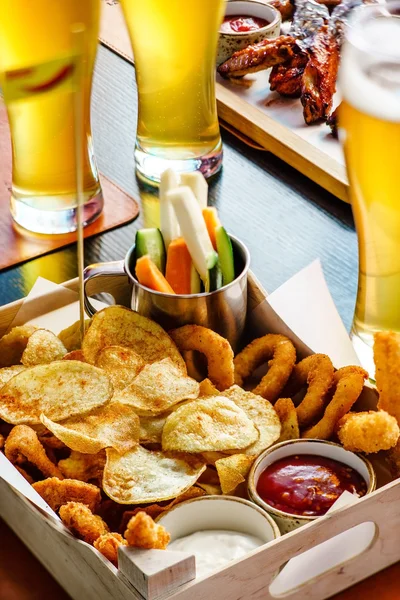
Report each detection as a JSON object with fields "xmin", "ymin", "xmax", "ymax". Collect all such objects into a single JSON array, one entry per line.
[
  {"xmin": 217, "ymin": 36, "xmax": 299, "ymax": 78},
  {"xmin": 327, "ymin": 104, "xmax": 340, "ymax": 137},
  {"xmin": 269, "ymin": 0, "xmax": 295, "ymax": 21},
  {"xmin": 269, "ymin": 51, "xmax": 309, "ymax": 97},
  {"xmin": 300, "ymin": 25, "xmax": 339, "ymax": 124}
]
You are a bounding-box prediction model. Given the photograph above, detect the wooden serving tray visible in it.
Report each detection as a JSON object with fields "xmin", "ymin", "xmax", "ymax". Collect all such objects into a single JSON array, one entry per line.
[
  {"xmin": 99, "ymin": 0, "xmax": 349, "ymax": 202},
  {"xmin": 0, "ymin": 272, "xmax": 399, "ymax": 600}
]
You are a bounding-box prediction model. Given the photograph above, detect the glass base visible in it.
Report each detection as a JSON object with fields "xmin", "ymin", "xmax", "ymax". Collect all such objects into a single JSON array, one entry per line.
[
  {"xmin": 350, "ymin": 326, "xmax": 376, "ymax": 380},
  {"xmin": 134, "ymin": 139, "xmax": 223, "ymax": 185},
  {"xmin": 10, "ymin": 188, "xmax": 104, "ymax": 235}
]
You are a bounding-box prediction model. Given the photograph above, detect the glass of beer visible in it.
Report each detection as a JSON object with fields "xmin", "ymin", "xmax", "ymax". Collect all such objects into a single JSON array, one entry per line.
[
  {"xmin": 120, "ymin": 0, "xmax": 225, "ymax": 184},
  {"xmin": 0, "ymin": 0, "xmax": 103, "ymax": 235},
  {"xmin": 339, "ymin": 2, "xmax": 400, "ymax": 374}
]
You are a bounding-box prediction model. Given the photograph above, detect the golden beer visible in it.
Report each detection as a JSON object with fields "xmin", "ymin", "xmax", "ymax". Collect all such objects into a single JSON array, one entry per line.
[
  {"xmin": 120, "ymin": 0, "xmax": 225, "ymax": 182},
  {"xmin": 339, "ymin": 4, "xmax": 400, "ymax": 371},
  {"xmin": 0, "ymin": 0, "xmax": 102, "ymax": 234}
]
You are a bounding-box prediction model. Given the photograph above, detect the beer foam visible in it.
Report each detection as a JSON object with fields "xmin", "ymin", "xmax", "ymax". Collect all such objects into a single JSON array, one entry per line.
[{"xmin": 339, "ymin": 18, "xmax": 400, "ymax": 122}]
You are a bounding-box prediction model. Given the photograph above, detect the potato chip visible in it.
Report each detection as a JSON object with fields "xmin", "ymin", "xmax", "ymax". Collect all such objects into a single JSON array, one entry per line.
[
  {"xmin": 0, "ymin": 325, "xmax": 37, "ymax": 367},
  {"xmin": 199, "ymin": 378, "xmax": 219, "ymax": 397},
  {"xmin": 95, "ymin": 346, "xmax": 145, "ymax": 391},
  {"xmin": 162, "ymin": 396, "xmax": 259, "ymax": 452},
  {"xmin": 222, "ymin": 386, "xmax": 281, "ymax": 456},
  {"xmin": 115, "ymin": 359, "xmax": 199, "ymax": 416},
  {"xmin": 82, "ymin": 306, "xmax": 186, "ymax": 372},
  {"xmin": 58, "ymin": 451, "xmax": 106, "ymax": 483},
  {"xmin": 21, "ymin": 329, "xmax": 67, "ymax": 366},
  {"xmin": 0, "ymin": 365, "xmax": 26, "ymax": 389},
  {"xmin": 196, "ymin": 482, "xmax": 222, "ymax": 495},
  {"xmin": 58, "ymin": 319, "xmax": 91, "ymax": 352},
  {"xmin": 140, "ymin": 415, "xmax": 167, "ymax": 444},
  {"xmin": 215, "ymin": 454, "xmax": 255, "ymax": 494},
  {"xmin": 201, "ymin": 451, "xmax": 227, "ymax": 465},
  {"xmin": 103, "ymin": 445, "xmax": 206, "ymax": 504},
  {"xmin": 62, "ymin": 350, "xmax": 86, "ymax": 362},
  {"xmin": 41, "ymin": 401, "xmax": 140, "ymax": 454},
  {"xmin": 0, "ymin": 360, "xmax": 113, "ymax": 424}
]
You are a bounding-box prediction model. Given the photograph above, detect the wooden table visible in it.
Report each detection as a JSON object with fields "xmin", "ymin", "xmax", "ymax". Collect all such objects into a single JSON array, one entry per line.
[{"xmin": 0, "ymin": 44, "xmax": 399, "ymax": 600}]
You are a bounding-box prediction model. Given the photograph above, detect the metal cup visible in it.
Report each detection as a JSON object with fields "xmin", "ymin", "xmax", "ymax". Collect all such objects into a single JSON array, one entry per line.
[{"xmin": 83, "ymin": 235, "xmax": 250, "ymax": 351}]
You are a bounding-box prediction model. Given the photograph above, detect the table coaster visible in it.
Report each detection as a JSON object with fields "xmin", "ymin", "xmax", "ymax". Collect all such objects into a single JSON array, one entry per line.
[{"xmin": 0, "ymin": 100, "xmax": 139, "ymax": 271}]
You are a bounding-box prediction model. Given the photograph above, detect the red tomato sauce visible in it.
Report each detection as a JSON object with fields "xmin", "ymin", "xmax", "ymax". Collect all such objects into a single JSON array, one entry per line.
[
  {"xmin": 220, "ymin": 15, "xmax": 269, "ymax": 33},
  {"xmin": 256, "ymin": 454, "xmax": 367, "ymax": 517}
]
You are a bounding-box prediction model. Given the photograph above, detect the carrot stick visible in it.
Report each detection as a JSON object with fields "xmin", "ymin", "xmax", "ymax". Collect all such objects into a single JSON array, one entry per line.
[
  {"xmin": 202, "ymin": 207, "xmax": 220, "ymax": 250},
  {"xmin": 136, "ymin": 255, "xmax": 175, "ymax": 294},
  {"xmin": 165, "ymin": 237, "xmax": 193, "ymax": 294}
]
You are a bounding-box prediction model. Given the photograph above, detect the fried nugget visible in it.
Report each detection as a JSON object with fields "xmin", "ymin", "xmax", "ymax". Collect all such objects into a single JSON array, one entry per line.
[
  {"xmin": 374, "ymin": 332, "xmax": 400, "ymax": 424},
  {"xmin": 124, "ymin": 512, "xmax": 170, "ymax": 550},
  {"xmin": 234, "ymin": 334, "xmax": 296, "ymax": 403},
  {"xmin": 5, "ymin": 425, "xmax": 63, "ymax": 479},
  {"xmin": 303, "ymin": 366, "xmax": 368, "ymax": 440},
  {"xmin": 58, "ymin": 451, "xmax": 106, "ymax": 483},
  {"xmin": 94, "ymin": 532, "xmax": 127, "ymax": 567},
  {"xmin": 32, "ymin": 477, "xmax": 101, "ymax": 512},
  {"xmin": 169, "ymin": 325, "xmax": 234, "ymax": 391},
  {"xmin": 275, "ymin": 398, "xmax": 300, "ymax": 442},
  {"xmin": 15, "ymin": 465, "xmax": 35, "ymax": 484},
  {"xmin": 59, "ymin": 502, "xmax": 109, "ymax": 545},
  {"xmin": 285, "ymin": 354, "xmax": 334, "ymax": 428},
  {"xmin": 337, "ymin": 410, "xmax": 399, "ymax": 454}
]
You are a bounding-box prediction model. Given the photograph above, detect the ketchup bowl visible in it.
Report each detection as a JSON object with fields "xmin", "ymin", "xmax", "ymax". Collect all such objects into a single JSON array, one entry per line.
[
  {"xmin": 156, "ymin": 496, "xmax": 280, "ymax": 579},
  {"xmin": 217, "ymin": 0, "xmax": 281, "ymax": 66},
  {"xmin": 248, "ymin": 439, "xmax": 376, "ymax": 534}
]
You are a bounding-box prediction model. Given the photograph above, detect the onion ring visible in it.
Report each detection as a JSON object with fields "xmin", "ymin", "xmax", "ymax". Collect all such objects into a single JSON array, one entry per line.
[
  {"xmin": 274, "ymin": 398, "xmax": 300, "ymax": 441},
  {"xmin": 234, "ymin": 334, "xmax": 296, "ymax": 402},
  {"xmin": 5, "ymin": 425, "xmax": 63, "ymax": 479},
  {"xmin": 285, "ymin": 354, "xmax": 334, "ymax": 428},
  {"xmin": 169, "ymin": 325, "xmax": 234, "ymax": 391},
  {"xmin": 302, "ymin": 366, "xmax": 368, "ymax": 440}
]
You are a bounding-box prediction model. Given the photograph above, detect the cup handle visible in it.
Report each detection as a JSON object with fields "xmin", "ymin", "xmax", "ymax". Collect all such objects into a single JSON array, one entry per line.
[{"xmin": 83, "ymin": 261, "xmax": 126, "ymax": 317}]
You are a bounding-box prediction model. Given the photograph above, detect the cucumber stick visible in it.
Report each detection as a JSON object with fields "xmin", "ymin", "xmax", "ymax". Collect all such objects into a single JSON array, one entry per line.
[
  {"xmin": 190, "ymin": 264, "xmax": 202, "ymax": 294},
  {"xmin": 180, "ymin": 172, "xmax": 208, "ymax": 209},
  {"xmin": 168, "ymin": 186, "xmax": 217, "ymax": 284},
  {"xmin": 215, "ymin": 226, "xmax": 235, "ymax": 285},
  {"xmin": 205, "ymin": 260, "xmax": 223, "ymax": 293},
  {"xmin": 159, "ymin": 169, "xmax": 180, "ymax": 248},
  {"xmin": 135, "ymin": 229, "xmax": 166, "ymax": 274}
]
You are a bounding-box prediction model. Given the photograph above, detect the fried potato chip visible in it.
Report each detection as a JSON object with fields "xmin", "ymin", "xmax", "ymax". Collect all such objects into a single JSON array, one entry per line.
[
  {"xmin": 95, "ymin": 346, "xmax": 145, "ymax": 391},
  {"xmin": 196, "ymin": 482, "xmax": 222, "ymax": 495},
  {"xmin": 115, "ymin": 359, "xmax": 199, "ymax": 416},
  {"xmin": 103, "ymin": 445, "xmax": 206, "ymax": 504},
  {"xmin": 0, "ymin": 365, "xmax": 26, "ymax": 389},
  {"xmin": 222, "ymin": 386, "xmax": 281, "ymax": 456},
  {"xmin": 162, "ymin": 396, "xmax": 259, "ymax": 453},
  {"xmin": 120, "ymin": 486, "xmax": 206, "ymax": 530},
  {"xmin": 58, "ymin": 451, "xmax": 106, "ymax": 483},
  {"xmin": 0, "ymin": 361, "xmax": 113, "ymax": 425},
  {"xmin": 21, "ymin": 329, "xmax": 67, "ymax": 366},
  {"xmin": 199, "ymin": 378, "xmax": 219, "ymax": 397},
  {"xmin": 0, "ymin": 325, "xmax": 37, "ymax": 367},
  {"xmin": 82, "ymin": 306, "xmax": 186, "ymax": 372},
  {"xmin": 41, "ymin": 401, "xmax": 139, "ymax": 455},
  {"xmin": 215, "ymin": 454, "xmax": 255, "ymax": 494},
  {"xmin": 62, "ymin": 350, "xmax": 86, "ymax": 362},
  {"xmin": 140, "ymin": 415, "xmax": 167, "ymax": 444},
  {"xmin": 58, "ymin": 319, "xmax": 91, "ymax": 352},
  {"xmin": 201, "ymin": 451, "xmax": 227, "ymax": 465},
  {"xmin": 274, "ymin": 398, "xmax": 300, "ymax": 442}
]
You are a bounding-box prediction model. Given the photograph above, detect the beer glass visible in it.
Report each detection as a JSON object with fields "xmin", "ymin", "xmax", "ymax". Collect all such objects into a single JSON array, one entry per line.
[
  {"xmin": 120, "ymin": 0, "xmax": 225, "ymax": 183},
  {"xmin": 0, "ymin": 0, "xmax": 103, "ymax": 235},
  {"xmin": 339, "ymin": 2, "xmax": 400, "ymax": 373}
]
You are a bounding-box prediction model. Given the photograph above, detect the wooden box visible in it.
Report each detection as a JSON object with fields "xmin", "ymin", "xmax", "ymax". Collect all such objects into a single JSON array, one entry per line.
[{"xmin": 1, "ymin": 273, "xmax": 399, "ymax": 600}]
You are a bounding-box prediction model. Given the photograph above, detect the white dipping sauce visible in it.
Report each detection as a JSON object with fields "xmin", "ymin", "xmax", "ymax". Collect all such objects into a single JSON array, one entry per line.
[{"xmin": 168, "ymin": 530, "xmax": 264, "ymax": 578}]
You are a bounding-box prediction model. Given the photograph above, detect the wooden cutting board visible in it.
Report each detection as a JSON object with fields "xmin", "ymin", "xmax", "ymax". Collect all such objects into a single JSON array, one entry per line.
[
  {"xmin": 0, "ymin": 100, "xmax": 139, "ymax": 271},
  {"xmin": 99, "ymin": 0, "xmax": 348, "ymax": 202}
]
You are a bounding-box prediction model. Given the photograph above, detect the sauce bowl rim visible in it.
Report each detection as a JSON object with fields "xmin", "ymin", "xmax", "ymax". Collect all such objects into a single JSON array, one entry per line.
[{"xmin": 220, "ymin": 0, "xmax": 282, "ymax": 37}]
